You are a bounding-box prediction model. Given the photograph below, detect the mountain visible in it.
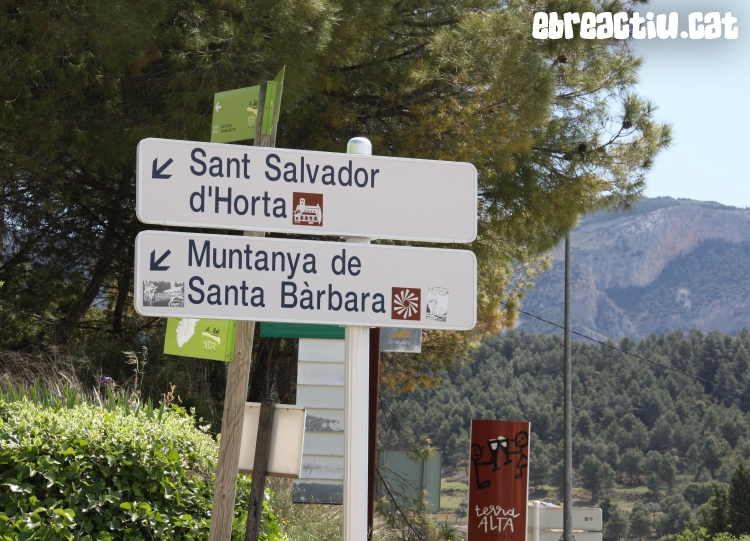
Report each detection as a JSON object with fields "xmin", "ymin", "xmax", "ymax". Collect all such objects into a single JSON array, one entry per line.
[{"xmin": 517, "ymin": 197, "xmax": 750, "ymax": 339}]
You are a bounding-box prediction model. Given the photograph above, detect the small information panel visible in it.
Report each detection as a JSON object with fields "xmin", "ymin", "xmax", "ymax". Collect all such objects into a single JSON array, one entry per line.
[
  {"xmin": 211, "ymin": 86, "xmax": 261, "ymax": 143},
  {"xmin": 380, "ymin": 328, "xmax": 422, "ymax": 352},
  {"xmin": 163, "ymin": 318, "xmax": 237, "ymax": 362},
  {"xmin": 135, "ymin": 230, "xmax": 476, "ymax": 330},
  {"xmin": 210, "ymin": 67, "xmax": 285, "ymax": 143},
  {"xmin": 468, "ymin": 419, "xmax": 530, "ymax": 541}
]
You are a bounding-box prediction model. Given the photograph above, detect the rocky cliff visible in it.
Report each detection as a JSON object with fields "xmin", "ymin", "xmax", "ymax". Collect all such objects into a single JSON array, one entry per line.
[{"xmin": 517, "ymin": 197, "xmax": 750, "ymax": 339}]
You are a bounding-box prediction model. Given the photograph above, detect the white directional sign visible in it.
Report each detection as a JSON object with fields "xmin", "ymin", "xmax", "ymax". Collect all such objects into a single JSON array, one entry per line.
[
  {"xmin": 136, "ymin": 138, "xmax": 477, "ymax": 243},
  {"xmin": 135, "ymin": 231, "xmax": 476, "ymax": 330},
  {"xmin": 528, "ymin": 508, "xmax": 602, "ymax": 531}
]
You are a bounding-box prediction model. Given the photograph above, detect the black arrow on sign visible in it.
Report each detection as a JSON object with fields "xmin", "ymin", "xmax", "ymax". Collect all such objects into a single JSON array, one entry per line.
[
  {"xmin": 152, "ymin": 158, "xmax": 174, "ymax": 179},
  {"xmin": 150, "ymin": 249, "xmax": 171, "ymax": 271}
]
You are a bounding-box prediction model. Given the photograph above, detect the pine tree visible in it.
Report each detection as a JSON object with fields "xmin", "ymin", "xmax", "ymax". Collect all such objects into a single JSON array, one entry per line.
[
  {"xmin": 0, "ymin": 1, "xmax": 672, "ymax": 408},
  {"xmin": 727, "ymin": 462, "xmax": 750, "ymax": 536},
  {"xmin": 605, "ymin": 506, "xmax": 629, "ymax": 541},
  {"xmin": 700, "ymin": 484, "xmax": 728, "ymax": 536},
  {"xmin": 628, "ymin": 502, "xmax": 652, "ymax": 540}
]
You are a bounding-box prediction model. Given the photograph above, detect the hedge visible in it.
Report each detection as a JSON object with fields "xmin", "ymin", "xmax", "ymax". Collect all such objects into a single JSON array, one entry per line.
[{"xmin": 0, "ymin": 393, "xmax": 281, "ymax": 541}]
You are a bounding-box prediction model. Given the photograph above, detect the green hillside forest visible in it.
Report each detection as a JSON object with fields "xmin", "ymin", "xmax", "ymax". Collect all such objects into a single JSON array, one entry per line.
[{"xmin": 385, "ymin": 329, "xmax": 750, "ymax": 537}]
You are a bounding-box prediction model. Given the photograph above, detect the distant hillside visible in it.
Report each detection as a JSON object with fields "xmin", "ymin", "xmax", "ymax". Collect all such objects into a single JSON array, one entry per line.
[
  {"xmin": 518, "ymin": 197, "xmax": 750, "ymax": 339},
  {"xmin": 387, "ymin": 329, "xmax": 750, "ymax": 531}
]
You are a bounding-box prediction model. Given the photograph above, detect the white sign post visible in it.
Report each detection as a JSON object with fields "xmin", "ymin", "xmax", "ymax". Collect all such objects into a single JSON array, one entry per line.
[
  {"xmin": 136, "ymin": 138, "xmax": 477, "ymax": 243},
  {"xmin": 342, "ymin": 138, "xmax": 372, "ymax": 541},
  {"xmin": 528, "ymin": 502, "xmax": 603, "ymax": 541},
  {"xmin": 134, "ymin": 231, "xmax": 477, "ymax": 330},
  {"xmin": 135, "ymin": 134, "xmax": 479, "ymax": 541}
]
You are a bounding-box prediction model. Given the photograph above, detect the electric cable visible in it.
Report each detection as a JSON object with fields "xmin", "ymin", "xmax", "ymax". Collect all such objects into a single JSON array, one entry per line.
[{"xmin": 502, "ymin": 302, "xmax": 750, "ymax": 400}]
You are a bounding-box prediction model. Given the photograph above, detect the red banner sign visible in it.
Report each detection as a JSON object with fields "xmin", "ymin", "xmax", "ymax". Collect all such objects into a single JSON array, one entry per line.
[{"xmin": 468, "ymin": 419, "xmax": 530, "ymax": 541}]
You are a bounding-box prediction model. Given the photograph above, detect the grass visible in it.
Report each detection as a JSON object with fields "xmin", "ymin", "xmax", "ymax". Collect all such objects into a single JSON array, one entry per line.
[
  {"xmin": 267, "ymin": 478, "xmax": 343, "ymax": 541},
  {"xmin": 267, "ymin": 478, "xmax": 410, "ymax": 541}
]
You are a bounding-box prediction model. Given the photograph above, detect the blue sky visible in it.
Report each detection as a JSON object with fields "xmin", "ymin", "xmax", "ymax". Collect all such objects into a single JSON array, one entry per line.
[{"xmin": 631, "ymin": 0, "xmax": 749, "ymax": 207}]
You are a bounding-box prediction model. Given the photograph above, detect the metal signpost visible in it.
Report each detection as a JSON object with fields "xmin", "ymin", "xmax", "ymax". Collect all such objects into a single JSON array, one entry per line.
[
  {"xmin": 135, "ymin": 138, "xmax": 477, "ymax": 243},
  {"xmin": 528, "ymin": 502, "xmax": 603, "ymax": 541},
  {"xmin": 135, "ymin": 123, "xmax": 478, "ymax": 541}
]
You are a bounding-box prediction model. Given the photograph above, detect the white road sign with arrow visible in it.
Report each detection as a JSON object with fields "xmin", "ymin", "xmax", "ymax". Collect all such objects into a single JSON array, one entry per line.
[
  {"xmin": 135, "ymin": 230, "xmax": 477, "ymax": 330},
  {"xmin": 136, "ymin": 138, "xmax": 477, "ymax": 243}
]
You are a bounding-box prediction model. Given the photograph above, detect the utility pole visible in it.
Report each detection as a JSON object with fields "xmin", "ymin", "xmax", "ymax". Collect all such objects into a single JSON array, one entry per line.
[{"xmin": 563, "ymin": 233, "xmax": 573, "ymax": 541}]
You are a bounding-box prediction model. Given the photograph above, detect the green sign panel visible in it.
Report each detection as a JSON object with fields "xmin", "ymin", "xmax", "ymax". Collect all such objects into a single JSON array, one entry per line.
[
  {"xmin": 210, "ymin": 66, "xmax": 285, "ymax": 143},
  {"xmin": 260, "ymin": 322, "xmax": 344, "ymax": 340},
  {"xmin": 262, "ymin": 66, "xmax": 285, "ymax": 137},
  {"xmin": 164, "ymin": 318, "xmax": 237, "ymax": 362},
  {"xmin": 211, "ymin": 85, "xmax": 260, "ymax": 143}
]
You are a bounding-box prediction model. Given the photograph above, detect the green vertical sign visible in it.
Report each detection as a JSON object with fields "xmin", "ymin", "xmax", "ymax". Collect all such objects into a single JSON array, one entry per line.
[
  {"xmin": 262, "ymin": 66, "xmax": 285, "ymax": 136},
  {"xmin": 210, "ymin": 66, "xmax": 285, "ymax": 143},
  {"xmin": 164, "ymin": 318, "xmax": 237, "ymax": 362},
  {"xmin": 211, "ymin": 86, "xmax": 261, "ymax": 143}
]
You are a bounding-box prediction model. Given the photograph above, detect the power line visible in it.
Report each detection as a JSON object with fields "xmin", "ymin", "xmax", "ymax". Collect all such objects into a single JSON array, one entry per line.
[{"xmin": 504, "ymin": 302, "xmax": 750, "ymax": 400}]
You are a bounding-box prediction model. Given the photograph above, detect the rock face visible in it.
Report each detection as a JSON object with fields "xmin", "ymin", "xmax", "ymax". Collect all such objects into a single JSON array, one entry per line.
[{"xmin": 518, "ymin": 197, "xmax": 750, "ymax": 339}]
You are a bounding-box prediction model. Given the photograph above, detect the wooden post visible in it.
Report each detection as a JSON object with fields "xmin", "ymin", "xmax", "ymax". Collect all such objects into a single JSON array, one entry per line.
[
  {"xmin": 208, "ymin": 79, "xmax": 276, "ymax": 541},
  {"xmin": 245, "ymin": 398, "xmax": 275, "ymax": 541},
  {"xmin": 367, "ymin": 327, "xmax": 381, "ymax": 541},
  {"xmin": 208, "ymin": 317, "xmax": 259, "ymax": 541}
]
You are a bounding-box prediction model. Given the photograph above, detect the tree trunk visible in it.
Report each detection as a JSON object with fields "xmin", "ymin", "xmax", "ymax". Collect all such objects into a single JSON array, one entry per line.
[
  {"xmin": 247, "ymin": 337, "xmax": 297, "ymax": 404},
  {"xmin": 111, "ymin": 240, "xmax": 134, "ymax": 338},
  {"xmin": 58, "ymin": 215, "xmax": 128, "ymax": 342}
]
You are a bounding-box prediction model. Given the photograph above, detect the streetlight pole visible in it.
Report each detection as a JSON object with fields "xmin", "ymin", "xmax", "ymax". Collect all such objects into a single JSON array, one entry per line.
[{"xmin": 563, "ymin": 232, "xmax": 573, "ymax": 541}]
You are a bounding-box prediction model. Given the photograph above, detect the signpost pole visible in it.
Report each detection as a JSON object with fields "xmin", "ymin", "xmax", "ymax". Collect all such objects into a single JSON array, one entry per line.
[
  {"xmin": 208, "ymin": 315, "xmax": 259, "ymax": 541},
  {"xmin": 343, "ymin": 137, "xmax": 373, "ymax": 541},
  {"xmin": 244, "ymin": 398, "xmax": 275, "ymax": 541},
  {"xmin": 367, "ymin": 327, "xmax": 380, "ymax": 541},
  {"xmin": 208, "ymin": 83, "xmax": 276, "ymax": 541},
  {"xmin": 563, "ymin": 233, "xmax": 573, "ymax": 541}
]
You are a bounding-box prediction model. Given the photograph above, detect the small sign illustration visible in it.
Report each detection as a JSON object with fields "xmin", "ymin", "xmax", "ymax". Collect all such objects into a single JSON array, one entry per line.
[
  {"xmin": 380, "ymin": 328, "xmax": 422, "ymax": 352},
  {"xmin": 391, "ymin": 287, "xmax": 421, "ymax": 321},
  {"xmin": 176, "ymin": 318, "xmax": 199, "ymax": 346},
  {"xmin": 143, "ymin": 281, "xmax": 184, "ymax": 307},
  {"xmin": 426, "ymin": 286, "xmax": 449, "ymax": 322},
  {"xmin": 202, "ymin": 327, "xmax": 222, "ymax": 344},
  {"xmin": 292, "ymin": 192, "xmax": 323, "ymax": 227},
  {"xmin": 164, "ymin": 318, "xmax": 238, "ymax": 362}
]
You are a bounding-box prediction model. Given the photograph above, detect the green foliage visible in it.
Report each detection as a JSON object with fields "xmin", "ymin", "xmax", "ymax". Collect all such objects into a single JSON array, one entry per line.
[
  {"xmin": 386, "ymin": 329, "xmax": 750, "ymax": 483},
  {"xmin": 683, "ymin": 482, "xmax": 714, "ymax": 508},
  {"xmin": 0, "ymin": 394, "xmax": 282, "ymax": 541},
  {"xmin": 679, "ymin": 529, "xmax": 750, "ymax": 541},
  {"xmin": 0, "ymin": 1, "xmax": 670, "ymax": 394},
  {"xmin": 700, "ymin": 484, "xmax": 729, "ymax": 536},
  {"xmin": 628, "ymin": 502, "xmax": 652, "ymax": 540},
  {"xmin": 386, "ymin": 328, "xmax": 750, "ymax": 540},
  {"xmin": 658, "ymin": 495, "xmax": 692, "ymax": 537},
  {"xmin": 727, "ymin": 463, "xmax": 750, "ymax": 536},
  {"xmin": 580, "ymin": 455, "xmax": 614, "ymax": 501},
  {"xmin": 604, "ymin": 505, "xmax": 628, "ymax": 541}
]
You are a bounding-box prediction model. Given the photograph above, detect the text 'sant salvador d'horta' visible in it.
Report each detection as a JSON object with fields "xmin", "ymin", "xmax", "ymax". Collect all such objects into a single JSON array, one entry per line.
[{"xmin": 471, "ymin": 431, "xmax": 528, "ymax": 489}]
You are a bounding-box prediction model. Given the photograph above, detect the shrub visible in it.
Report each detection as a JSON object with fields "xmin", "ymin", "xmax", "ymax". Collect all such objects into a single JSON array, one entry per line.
[{"xmin": 0, "ymin": 393, "xmax": 281, "ymax": 540}]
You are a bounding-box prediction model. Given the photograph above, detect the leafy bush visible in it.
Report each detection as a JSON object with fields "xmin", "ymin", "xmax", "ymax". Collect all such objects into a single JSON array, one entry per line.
[{"xmin": 0, "ymin": 393, "xmax": 282, "ymax": 540}]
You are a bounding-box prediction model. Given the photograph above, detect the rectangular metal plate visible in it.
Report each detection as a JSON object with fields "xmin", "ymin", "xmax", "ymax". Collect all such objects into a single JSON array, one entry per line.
[
  {"xmin": 135, "ymin": 231, "xmax": 477, "ymax": 330},
  {"xmin": 136, "ymin": 138, "xmax": 477, "ymax": 243}
]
